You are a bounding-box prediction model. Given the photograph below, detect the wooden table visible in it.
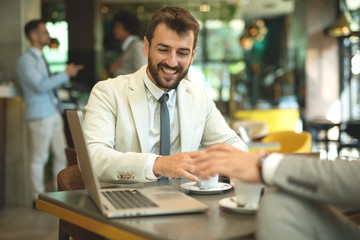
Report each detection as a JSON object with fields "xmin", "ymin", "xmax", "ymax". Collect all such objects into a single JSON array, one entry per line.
[{"xmin": 36, "ymin": 179, "xmax": 256, "ymax": 240}]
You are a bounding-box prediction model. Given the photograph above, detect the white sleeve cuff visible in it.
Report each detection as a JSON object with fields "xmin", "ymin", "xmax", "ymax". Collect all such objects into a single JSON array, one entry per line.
[
  {"xmin": 145, "ymin": 155, "xmax": 160, "ymax": 180},
  {"xmin": 262, "ymin": 153, "xmax": 284, "ymax": 185}
]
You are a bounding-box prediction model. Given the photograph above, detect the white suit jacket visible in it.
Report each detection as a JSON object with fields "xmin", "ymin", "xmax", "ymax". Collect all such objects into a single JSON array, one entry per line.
[{"xmin": 84, "ymin": 65, "xmax": 247, "ymax": 183}]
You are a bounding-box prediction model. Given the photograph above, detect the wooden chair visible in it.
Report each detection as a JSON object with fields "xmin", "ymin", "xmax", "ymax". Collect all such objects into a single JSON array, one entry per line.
[
  {"xmin": 64, "ymin": 147, "xmax": 77, "ymax": 166},
  {"xmin": 261, "ymin": 131, "xmax": 312, "ymax": 153},
  {"xmin": 343, "ymin": 208, "xmax": 360, "ymax": 227},
  {"xmin": 57, "ymin": 165, "xmax": 104, "ymax": 240},
  {"xmin": 348, "ymin": 213, "xmax": 360, "ymax": 225},
  {"xmin": 57, "ymin": 165, "xmax": 85, "ymax": 191}
]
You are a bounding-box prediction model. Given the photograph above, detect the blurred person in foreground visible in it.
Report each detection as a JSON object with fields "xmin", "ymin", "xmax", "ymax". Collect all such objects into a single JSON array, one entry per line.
[
  {"xmin": 108, "ymin": 11, "xmax": 147, "ymax": 77},
  {"xmin": 16, "ymin": 19, "xmax": 83, "ymax": 203},
  {"xmin": 192, "ymin": 144, "xmax": 360, "ymax": 240},
  {"xmin": 84, "ymin": 7, "xmax": 247, "ymax": 183}
]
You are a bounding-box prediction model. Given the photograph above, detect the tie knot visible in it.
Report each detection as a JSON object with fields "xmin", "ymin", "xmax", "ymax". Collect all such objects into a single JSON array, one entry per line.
[{"xmin": 158, "ymin": 93, "xmax": 169, "ymax": 104}]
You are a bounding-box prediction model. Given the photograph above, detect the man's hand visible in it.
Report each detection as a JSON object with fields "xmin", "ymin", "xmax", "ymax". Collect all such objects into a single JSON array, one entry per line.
[
  {"xmin": 65, "ymin": 63, "xmax": 84, "ymax": 77},
  {"xmin": 153, "ymin": 152, "xmax": 202, "ymax": 181},
  {"xmin": 191, "ymin": 144, "xmax": 266, "ymax": 183}
]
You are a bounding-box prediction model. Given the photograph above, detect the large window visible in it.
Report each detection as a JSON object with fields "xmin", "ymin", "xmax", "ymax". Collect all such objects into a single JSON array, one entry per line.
[
  {"xmin": 188, "ymin": 19, "xmax": 245, "ymax": 106},
  {"xmin": 43, "ymin": 21, "xmax": 68, "ymax": 74}
]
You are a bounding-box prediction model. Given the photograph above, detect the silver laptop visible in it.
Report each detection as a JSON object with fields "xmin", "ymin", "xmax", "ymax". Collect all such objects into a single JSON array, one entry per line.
[{"xmin": 66, "ymin": 110, "xmax": 208, "ymax": 218}]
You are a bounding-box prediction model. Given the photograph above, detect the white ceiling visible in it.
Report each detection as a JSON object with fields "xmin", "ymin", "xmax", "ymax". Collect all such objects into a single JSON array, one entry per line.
[
  {"xmin": 101, "ymin": 0, "xmax": 295, "ymax": 20},
  {"xmin": 237, "ymin": 0, "xmax": 295, "ymax": 19}
]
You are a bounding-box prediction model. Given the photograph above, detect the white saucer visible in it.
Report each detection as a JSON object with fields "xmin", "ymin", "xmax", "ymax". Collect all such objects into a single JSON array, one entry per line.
[
  {"xmin": 218, "ymin": 197, "xmax": 258, "ymax": 214},
  {"xmin": 180, "ymin": 182, "xmax": 232, "ymax": 194}
]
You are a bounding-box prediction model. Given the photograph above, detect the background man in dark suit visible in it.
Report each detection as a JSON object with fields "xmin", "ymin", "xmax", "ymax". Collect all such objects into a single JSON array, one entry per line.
[{"xmin": 108, "ymin": 11, "xmax": 147, "ymax": 77}]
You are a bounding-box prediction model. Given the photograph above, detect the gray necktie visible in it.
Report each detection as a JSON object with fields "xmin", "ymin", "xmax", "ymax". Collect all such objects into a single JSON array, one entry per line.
[{"xmin": 158, "ymin": 93, "xmax": 170, "ymax": 156}]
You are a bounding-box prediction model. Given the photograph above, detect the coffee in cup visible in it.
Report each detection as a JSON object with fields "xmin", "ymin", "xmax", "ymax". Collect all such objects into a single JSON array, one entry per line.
[
  {"xmin": 233, "ymin": 179, "xmax": 263, "ymax": 208},
  {"xmin": 197, "ymin": 174, "xmax": 219, "ymax": 189}
]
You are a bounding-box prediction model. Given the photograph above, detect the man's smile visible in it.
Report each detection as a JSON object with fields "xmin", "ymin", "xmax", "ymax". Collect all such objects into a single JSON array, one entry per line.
[
  {"xmin": 159, "ymin": 64, "xmax": 180, "ymax": 76},
  {"xmin": 161, "ymin": 66, "xmax": 178, "ymax": 75}
]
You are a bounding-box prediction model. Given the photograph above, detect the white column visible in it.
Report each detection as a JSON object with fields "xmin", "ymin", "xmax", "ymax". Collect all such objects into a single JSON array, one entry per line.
[
  {"xmin": 305, "ymin": 0, "xmax": 340, "ymax": 123},
  {"xmin": 0, "ymin": 0, "xmax": 41, "ymax": 207}
]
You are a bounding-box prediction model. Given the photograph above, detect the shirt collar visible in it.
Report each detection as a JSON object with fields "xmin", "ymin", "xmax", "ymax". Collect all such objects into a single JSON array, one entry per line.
[
  {"xmin": 29, "ymin": 47, "xmax": 43, "ymax": 58},
  {"xmin": 143, "ymin": 69, "xmax": 175, "ymax": 101},
  {"xmin": 121, "ymin": 35, "xmax": 137, "ymax": 51}
]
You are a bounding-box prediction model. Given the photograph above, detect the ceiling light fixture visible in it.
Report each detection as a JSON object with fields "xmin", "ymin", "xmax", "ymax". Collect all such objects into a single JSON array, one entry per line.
[
  {"xmin": 200, "ymin": 4, "xmax": 211, "ymax": 12},
  {"xmin": 325, "ymin": 0, "xmax": 360, "ymax": 37}
]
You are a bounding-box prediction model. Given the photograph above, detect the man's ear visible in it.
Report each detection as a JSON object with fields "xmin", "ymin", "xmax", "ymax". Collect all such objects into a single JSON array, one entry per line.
[
  {"xmin": 143, "ymin": 36, "xmax": 149, "ymax": 57},
  {"xmin": 29, "ymin": 31, "xmax": 37, "ymax": 42},
  {"xmin": 190, "ymin": 46, "xmax": 198, "ymax": 65}
]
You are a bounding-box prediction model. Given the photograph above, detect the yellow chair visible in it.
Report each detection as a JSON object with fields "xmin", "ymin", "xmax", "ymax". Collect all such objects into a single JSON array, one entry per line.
[
  {"xmin": 230, "ymin": 119, "xmax": 268, "ymax": 140},
  {"xmin": 261, "ymin": 131, "xmax": 312, "ymax": 153}
]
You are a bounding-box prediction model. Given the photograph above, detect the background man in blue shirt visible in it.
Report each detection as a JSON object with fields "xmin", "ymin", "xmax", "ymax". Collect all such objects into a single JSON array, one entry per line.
[{"xmin": 16, "ymin": 19, "xmax": 83, "ymax": 203}]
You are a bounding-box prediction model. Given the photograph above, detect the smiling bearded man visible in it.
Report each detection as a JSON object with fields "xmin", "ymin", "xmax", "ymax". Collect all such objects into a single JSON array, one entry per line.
[
  {"xmin": 83, "ymin": 7, "xmax": 247, "ymax": 183},
  {"xmin": 145, "ymin": 22, "xmax": 195, "ymax": 91}
]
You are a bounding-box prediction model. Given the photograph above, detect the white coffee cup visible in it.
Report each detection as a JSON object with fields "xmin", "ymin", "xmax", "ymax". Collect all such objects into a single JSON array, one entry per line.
[
  {"xmin": 233, "ymin": 179, "xmax": 263, "ymax": 208},
  {"xmin": 197, "ymin": 174, "xmax": 219, "ymax": 189}
]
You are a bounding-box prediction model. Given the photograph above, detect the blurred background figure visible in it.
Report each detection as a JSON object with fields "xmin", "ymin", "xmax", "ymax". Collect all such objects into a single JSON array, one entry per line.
[
  {"xmin": 16, "ymin": 19, "xmax": 83, "ymax": 206},
  {"xmin": 108, "ymin": 11, "xmax": 147, "ymax": 77}
]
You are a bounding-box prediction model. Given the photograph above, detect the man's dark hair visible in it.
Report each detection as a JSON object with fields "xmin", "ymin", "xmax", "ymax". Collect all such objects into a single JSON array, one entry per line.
[
  {"xmin": 145, "ymin": 7, "xmax": 200, "ymax": 50},
  {"xmin": 24, "ymin": 19, "xmax": 46, "ymax": 39},
  {"xmin": 112, "ymin": 11, "xmax": 142, "ymax": 37}
]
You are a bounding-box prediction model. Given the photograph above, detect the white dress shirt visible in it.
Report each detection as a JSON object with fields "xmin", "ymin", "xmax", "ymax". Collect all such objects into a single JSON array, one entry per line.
[
  {"xmin": 29, "ymin": 48, "xmax": 60, "ymax": 108},
  {"xmin": 143, "ymin": 70, "xmax": 181, "ymax": 179},
  {"xmin": 29, "ymin": 47, "xmax": 48, "ymax": 73},
  {"xmin": 262, "ymin": 153, "xmax": 284, "ymax": 185}
]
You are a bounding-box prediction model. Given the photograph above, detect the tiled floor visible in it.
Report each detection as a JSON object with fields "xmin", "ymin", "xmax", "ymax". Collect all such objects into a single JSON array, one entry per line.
[{"xmin": 0, "ymin": 207, "xmax": 58, "ymax": 240}]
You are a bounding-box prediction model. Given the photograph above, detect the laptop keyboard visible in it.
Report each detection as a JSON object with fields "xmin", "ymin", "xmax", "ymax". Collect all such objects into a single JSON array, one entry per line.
[{"xmin": 102, "ymin": 190, "xmax": 158, "ymax": 209}]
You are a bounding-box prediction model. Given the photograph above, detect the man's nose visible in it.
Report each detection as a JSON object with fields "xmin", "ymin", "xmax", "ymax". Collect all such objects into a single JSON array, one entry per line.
[{"xmin": 167, "ymin": 50, "xmax": 178, "ymax": 67}]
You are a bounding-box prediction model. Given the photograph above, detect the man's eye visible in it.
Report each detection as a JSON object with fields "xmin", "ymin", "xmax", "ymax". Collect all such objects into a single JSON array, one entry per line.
[
  {"xmin": 158, "ymin": 49, "xmax": 167, "ymax": 52},
  {"xmin": 178, "ymin": 52, "xmax": 189, "ymax": 56}
]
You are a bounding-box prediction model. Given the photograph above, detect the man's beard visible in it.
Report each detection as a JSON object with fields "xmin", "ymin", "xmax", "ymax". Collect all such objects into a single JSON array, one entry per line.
[{"xmin": 147, "ymin": 56, "xmax": 190, "ymax": 90}]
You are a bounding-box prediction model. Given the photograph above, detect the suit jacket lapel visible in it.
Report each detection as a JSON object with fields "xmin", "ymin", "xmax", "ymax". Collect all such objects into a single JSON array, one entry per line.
[
  {"xmin": 177, "ymin": 81, "xmax": 193, "ymax": 152},
  {"xmin": 128, "ymin": 69, "xmax": 149, "ymax": 152}
]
